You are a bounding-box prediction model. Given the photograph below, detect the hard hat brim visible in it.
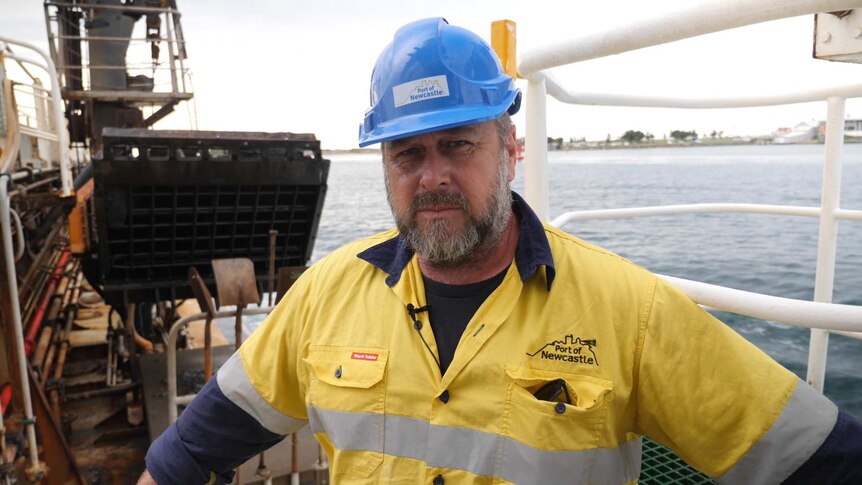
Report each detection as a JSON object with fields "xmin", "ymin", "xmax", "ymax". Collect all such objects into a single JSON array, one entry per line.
[{"xmin": 358, "ymin": 91, "xmax": 519, "ymax": 148}]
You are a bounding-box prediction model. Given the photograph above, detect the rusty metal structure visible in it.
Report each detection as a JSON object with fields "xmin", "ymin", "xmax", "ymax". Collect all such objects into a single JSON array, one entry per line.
[{"xmin": 1, "ymin": 1, "xmax": 329, "ymax": 483}]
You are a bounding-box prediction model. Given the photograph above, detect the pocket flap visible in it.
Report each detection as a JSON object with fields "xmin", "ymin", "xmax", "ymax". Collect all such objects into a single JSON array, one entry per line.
[
  {"xmin": 505, "ymin": 366, "xmax": 613, "ymax": 410},
  {"xmin": 306, "ymin": 346, "xmax": 388, "ymax": 389}
]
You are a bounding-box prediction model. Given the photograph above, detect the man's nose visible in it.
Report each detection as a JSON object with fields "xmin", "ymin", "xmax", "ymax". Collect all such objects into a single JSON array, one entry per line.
[{"xmin": 418, "ymin": 150, "xmax": 452, "ymax": 190}]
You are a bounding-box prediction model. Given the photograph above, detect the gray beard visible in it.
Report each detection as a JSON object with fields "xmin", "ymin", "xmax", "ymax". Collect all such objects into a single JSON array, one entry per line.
[{"xmin": 386, "ymin": 152, "xmax": 513, "ymax": 267}]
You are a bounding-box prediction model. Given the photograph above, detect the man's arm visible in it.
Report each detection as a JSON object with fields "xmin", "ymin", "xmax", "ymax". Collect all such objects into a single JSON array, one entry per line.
[
  {"xmin": 142, "ymin": 266, "xmax": 314, "ymax": 484},
  {"xmin": 136, "ymin": 470, "xmax": 157, "ymax": 485},
  {"xmin": 635, "ymin": 277, "xmax": 862, "ymax": 483},
  {"xmin": 143, "ymin": 370, "xmax": 288, "ymax": 484},
  {"xmin": 782, "ymin": 409, "xmax": 862, "ymax": 483}
]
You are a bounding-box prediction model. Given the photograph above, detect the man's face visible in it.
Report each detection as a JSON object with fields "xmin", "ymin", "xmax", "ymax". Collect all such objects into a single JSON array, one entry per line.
[{"xmin": 383, "ymin": 119, "xmax": 517, "ymax": 266}]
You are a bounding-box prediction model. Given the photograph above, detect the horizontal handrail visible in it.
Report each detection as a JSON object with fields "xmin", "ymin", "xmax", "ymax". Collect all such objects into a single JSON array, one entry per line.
[
  {"xmin": 166, "ymin": 306, "xmax": 274, "ymax": 422},
  {"xmin": 518, "ymin": 0, "xmax": 861, "ymax": 76},
  {"xmin": 542, "ymin": 70, "xmax": 862, "ymax": 109},
  {"xmin": 552, "ymin": 204, "xmax": 862, "ymax": 226},
  {"xmin": 551, "ymin": 203, "xmax": 862, "ymax": 333},
  {"xmin": 660, "ymin": 274, "xmax": 862, "ymax": 332},
  {"xmin": 46, "ymin": 2, "xmax": 180, "ymax": 15},
  {"xmin": 551, "ymin": 203, "xmax": 829, "ymax": 227},
  {"xmin": 18, "ymin": 126, "xmax": 59, "ymax": 143}
]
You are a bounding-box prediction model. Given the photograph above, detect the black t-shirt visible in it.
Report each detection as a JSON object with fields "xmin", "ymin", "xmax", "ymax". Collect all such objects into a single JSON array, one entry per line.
[{"xmin": 422, "ymin": 267, "xmax": 508, "ymax": 375}]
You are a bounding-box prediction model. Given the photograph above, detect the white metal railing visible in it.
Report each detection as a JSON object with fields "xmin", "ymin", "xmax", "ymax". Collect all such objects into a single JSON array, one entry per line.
[
  {"xmin": 165, "ymin": 307, "xmax": 273, "ymax": 423},
  {"xmin": 43, "ymin": 1, "xmax": 192, "ymax": 100},
  {"xmin": 0, "ymin": 39, "xmax": 72, "ymax": 195},
  {"xmin": 515, "ymin": 0, "xmax": 862, "ymax": 393}
]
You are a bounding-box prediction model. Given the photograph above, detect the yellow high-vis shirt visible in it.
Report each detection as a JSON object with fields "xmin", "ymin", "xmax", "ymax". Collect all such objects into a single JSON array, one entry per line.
[{"xmin": 211, "ymin": 195, "xmax": 837, "ymax": 485}]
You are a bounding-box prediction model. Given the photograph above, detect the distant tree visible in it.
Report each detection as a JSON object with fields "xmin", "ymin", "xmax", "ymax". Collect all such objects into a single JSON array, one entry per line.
[
  {"xmin": 670, "ymin": 130, "xmax": 698, "ymax": 142},
  {"xmin": 621, "ymin": 130, "xmax": 645, "ymax": 143},
  {"xmin": 710, "ymin": 130, "xmax": 717, "ymax": 138},
  {"xmin": 645, "ymin": 132, "xmax": 655, "ymax": 142},
  {"xmin": 606, "ymin": 134, "xmax": 612, "ymax": 143},
  {"xmin": 546, "ymin": 137, "xmax": 564, "ymax": 150}
]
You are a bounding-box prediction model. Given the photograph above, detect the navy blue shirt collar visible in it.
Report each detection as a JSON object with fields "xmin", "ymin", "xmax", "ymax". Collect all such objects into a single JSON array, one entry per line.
[{"xmin": 357, "ymin": 192, "xmax": 556, "ymax": 290}]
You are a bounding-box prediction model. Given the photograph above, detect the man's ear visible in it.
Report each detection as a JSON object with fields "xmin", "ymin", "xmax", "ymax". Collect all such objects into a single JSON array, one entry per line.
[{"xmin": 506, "ymin": 125, "xmax": 517, "ymax": 182}]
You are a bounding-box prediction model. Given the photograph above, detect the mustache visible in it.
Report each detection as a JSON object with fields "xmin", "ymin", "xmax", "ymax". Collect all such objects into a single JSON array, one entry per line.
[{"xmin": 410, "ymin": 191, "xmax": 470, "ymax": 213}]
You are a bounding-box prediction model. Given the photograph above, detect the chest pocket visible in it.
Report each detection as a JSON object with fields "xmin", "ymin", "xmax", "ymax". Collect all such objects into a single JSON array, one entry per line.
[
  {"xmin": 305, "ymin": 346, "xmax": 388, "ymax": 478},
  {"xmin": 502, "ymin": 366, "xmax": 613, "ymax": 452}
]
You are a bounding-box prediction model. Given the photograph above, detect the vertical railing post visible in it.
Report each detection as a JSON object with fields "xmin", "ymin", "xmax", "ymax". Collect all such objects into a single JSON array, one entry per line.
[
  {"xmin": 524, "ymin": 76, "xmax": 549, "ymax": 220},
  {"xmin": 164, "ymin": 11, "xmax": 179, "ymax": 95},
  {"xmin": 0, "ymin": 176, "xmax": 43, "ymax": 479},
  {"xmin": 807, "ymin": 96, "xmax": 845, "ymax": 392}
]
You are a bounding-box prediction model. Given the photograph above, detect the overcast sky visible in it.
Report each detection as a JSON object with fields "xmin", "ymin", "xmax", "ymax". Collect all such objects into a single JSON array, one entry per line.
[{"xmin": 3, "ymin": 0, "xmax": 862, "ymax": 148}]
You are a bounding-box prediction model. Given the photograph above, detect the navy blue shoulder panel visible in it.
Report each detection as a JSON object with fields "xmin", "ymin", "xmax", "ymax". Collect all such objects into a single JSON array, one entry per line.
[
  {"xmin": 511, "ymin": 192, "xmax": 555, "ymax": 289},
  {"xmin": 357, "ymin": 191, "xmax": 556, "ymax": 289},
  {"xmin": 782, "ymin": 409, "xmax": 862, "ymax": 484},
  {"xmin": 357, "ymin": 233, "xmax": 415, "ymax": 287},
  {"xmin": 145, "ymin": 377, "xmax": 284, "ymax": 484}
]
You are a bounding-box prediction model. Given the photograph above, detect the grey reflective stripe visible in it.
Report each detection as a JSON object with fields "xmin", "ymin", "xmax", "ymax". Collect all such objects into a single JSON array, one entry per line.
[
  {"xmin": 499, "ymin": 435, "xmax": 641, "ymax": 485},
  {"xmin": 428, "ymin": 422, "xmax": 501, "ymax": 477},
  {"xmin": 307, "ymin": 405, "xmax": 384, "ymax": 452},
  {"xmin": 216, "ymin": 352, "xmax": 307, "ymax": 435},
  {"xmin": 588, "ymin": 439, "xmax": 642, "ymax": 485},
  {"xmin": 717, "ymin": 379, "xmax": 838, "ymax": 485},
  {"xmin": 308, "ymin": 405, "xmax": 641, "ymax": 484}
]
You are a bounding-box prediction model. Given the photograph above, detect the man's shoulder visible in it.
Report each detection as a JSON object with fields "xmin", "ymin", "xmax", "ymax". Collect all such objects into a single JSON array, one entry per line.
[
  {"xmin": 542, "ymin": 224, "xmax": 654, "ymax": 280},
  {"xmin": 313, "ymin": 228, "xmax": 399, "ymax": 271},
  {"xmin": 543, "ymin": 224, "xmax": 632, "ymax": 262}
]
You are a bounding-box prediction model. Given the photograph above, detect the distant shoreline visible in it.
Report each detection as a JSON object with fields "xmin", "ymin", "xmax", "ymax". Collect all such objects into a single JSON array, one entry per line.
[
  {"xmin": 323, "ymin": 148, "xmax": 380, "ymax": 155},
  {"xmin": 323, "ymin": 138, "xmax": 861, "ymax": 155}
]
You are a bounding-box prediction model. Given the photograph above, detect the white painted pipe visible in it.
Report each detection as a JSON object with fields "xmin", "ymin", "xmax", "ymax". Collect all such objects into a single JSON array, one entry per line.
[
  {"xmin": 524, "ymin": 77, "xmax": 549, "ymax": 221},
  {"xmin": 0, "ymin": 176, "xmax": 42, "ymax": 477},
  {"xmin": 807, "ymin": 96, "xmax": 845, "ymax": 391},
  {"xmin": 518, "ymin": 0, "xmax": 862, "ymax": 75}
]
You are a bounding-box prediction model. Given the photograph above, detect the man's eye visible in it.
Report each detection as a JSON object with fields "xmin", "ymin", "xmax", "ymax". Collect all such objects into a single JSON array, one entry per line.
[
  {"xmin": 390, "ymin": 147, "xmax": 422, "ymax": 165},
  {"xmin": 396, "ymin": 147, "xmax": 420, "ymax": 158},
  {"xmin": 448, "ymin": 140, "xmax": 470, "ymax": 148}
]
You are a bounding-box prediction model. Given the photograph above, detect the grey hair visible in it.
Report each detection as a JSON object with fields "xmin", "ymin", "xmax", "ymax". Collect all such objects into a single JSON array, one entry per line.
[{"xmin": 494, "ymin": 113, "xmax": 513, "ymax": 148}]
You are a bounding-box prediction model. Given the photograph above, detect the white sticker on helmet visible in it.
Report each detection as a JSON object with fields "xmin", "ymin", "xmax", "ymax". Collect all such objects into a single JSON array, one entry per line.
[{"xmin": 393, "ymin": 75, "xmax": 450, "ymax": 108}]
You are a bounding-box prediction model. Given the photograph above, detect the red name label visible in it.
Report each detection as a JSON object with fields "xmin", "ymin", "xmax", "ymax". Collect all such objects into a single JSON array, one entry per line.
[{"xmin": 351, "ymin": 352, "xmax": 379, "ymax": 361}]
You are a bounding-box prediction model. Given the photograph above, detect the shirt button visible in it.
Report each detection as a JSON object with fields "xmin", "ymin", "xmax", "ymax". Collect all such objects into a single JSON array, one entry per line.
[
  {"xmin": 439, "ymin": 390, "xmax": 450, "ymax": 403},
  {"xmin": 335, "ymin": 366, "xmax": 342, "ymax": 378},
  {"xmin": 555, "ymin": 402, "xmax": 566, "ymax": 414},
  {"xmin": 433, "ymin": 474, "xmax": 444, "ymax": 485},
  {"xmin": 414, "ymin": 321, "xmax": 423, "ymax": 330}
]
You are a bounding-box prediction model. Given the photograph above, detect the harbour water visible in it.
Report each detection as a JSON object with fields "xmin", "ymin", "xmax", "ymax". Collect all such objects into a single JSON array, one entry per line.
[{"xmin": 312, "ymin": 143, "xmax": 862, "ymax": 419}]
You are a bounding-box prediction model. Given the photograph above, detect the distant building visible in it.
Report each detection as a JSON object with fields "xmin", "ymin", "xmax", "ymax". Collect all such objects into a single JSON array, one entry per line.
[
  {"xmin": 773, "ymin": 122, "xmax": 818, "ymax": 144},
  {"xmin": 845, "ymin": 119, "xmax": 862, "ymax": 138}
]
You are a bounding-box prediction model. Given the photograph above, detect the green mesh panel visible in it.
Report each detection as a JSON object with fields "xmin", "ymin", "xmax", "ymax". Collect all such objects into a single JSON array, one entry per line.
[{"xmin": 639, "ymin": 437, "xmax": 717, "ymax": 484}]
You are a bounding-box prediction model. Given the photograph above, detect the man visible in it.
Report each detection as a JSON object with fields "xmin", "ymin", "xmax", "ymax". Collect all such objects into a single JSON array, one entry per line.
[{"xmin": 140, "ymin": 18, "xmax": 862, "ymax": 484}]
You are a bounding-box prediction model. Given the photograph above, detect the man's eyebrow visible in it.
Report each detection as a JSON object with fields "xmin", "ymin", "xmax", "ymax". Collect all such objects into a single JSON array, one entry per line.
[{"xmin": 388, "ymin": 125, "xmax": 482, "ymax": 150}]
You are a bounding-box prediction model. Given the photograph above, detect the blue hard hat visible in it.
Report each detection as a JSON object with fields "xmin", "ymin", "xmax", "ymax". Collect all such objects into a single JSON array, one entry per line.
[{"xmin": 358, "ymin": 17, "xmax": 521, "ymax": 147}]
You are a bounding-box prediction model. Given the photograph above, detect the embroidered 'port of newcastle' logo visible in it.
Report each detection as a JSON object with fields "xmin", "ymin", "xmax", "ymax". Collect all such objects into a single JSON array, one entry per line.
[{"xmin": 527, "ymin": 335, "xmax": 599, "ymax": 365}]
